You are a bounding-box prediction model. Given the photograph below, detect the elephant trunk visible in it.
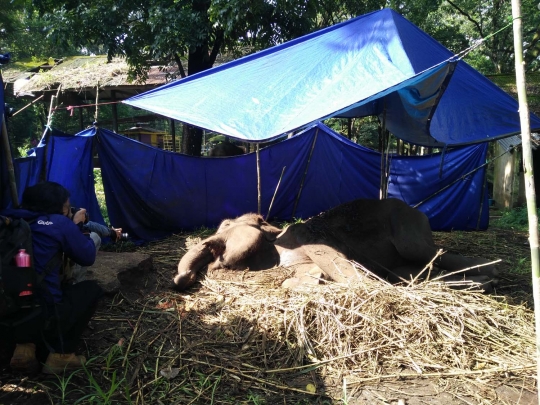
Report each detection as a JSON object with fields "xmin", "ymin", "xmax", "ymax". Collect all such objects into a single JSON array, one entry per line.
[{"xmin": 173, "ymin": 242, "xmax": 215, "ymax": 290}]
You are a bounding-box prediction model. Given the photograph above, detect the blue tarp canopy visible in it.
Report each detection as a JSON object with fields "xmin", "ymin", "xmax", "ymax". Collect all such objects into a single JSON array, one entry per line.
[{"xmin": 125, "ymin": 8, "xmax": 540, "ymax": 146}]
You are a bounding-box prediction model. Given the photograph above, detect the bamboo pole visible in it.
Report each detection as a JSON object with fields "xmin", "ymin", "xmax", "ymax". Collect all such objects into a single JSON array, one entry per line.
[
  {"xmin": 12, "ymin": 94, "xmax": 44, "ymax": 117},
  {"xmin": 266, "ymin": 166, "xmax": 286, "ymax": 221},
  {"xmin": 291, "ymin": 128, "xmax": 319, "ymax": 220},
  {"xmin": 1, "ymin": 116, "xmax": 19, "ymax": 207},
  {"xmin": 94, "ymin": 83, "xmax": 99, "ymax": 124},
  {"xmin": 379, "ymin": 109, "xmax": 387, "ymax": 199},
  {"xmin": 256, "ymin": 143, "xmax": 261, "ymax": 215},
  {"xmin": 45, "ymin": 95, "xmax": 56, "ymax": 131},
  {"xmin": 511, "ymin": 2, "xmax": 540, "ymax": 402}
]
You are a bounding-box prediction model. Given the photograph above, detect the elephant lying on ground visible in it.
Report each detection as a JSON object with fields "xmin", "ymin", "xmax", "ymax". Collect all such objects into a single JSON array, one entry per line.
[{"xmin": 173, "ymin": 198, "xmax": 498, "ymax": 292}]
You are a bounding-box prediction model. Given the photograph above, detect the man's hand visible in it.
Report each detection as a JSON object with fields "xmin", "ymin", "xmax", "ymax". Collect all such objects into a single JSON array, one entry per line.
[
  {"xmin": 112, "ymin": 227, "xmax": 122, "ymax": 239},
  {"xmin": 72, "ymin": 208, "xmax": 87, "ymax": 224}
]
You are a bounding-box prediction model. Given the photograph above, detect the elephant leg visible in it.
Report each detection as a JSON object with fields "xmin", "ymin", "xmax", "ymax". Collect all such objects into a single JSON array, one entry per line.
[
  {"xmin": 389, "ymin": 207, "xmax": 440, "ymax": 264},
  {"xmin": 389, "ymin": 208, "xmax": 498, "ymax": 278},
  {"xmin": 385, "ymin": 264, "xmax": 427, "ymax": 284},
  {"xmin": 301, "ymin": 242, "xmax": 360, "ymax": 283},
  {"xmin": 443, "ymin": 275, "xmax": 494, "ymax": 294},
  {"xmin": 281, "ymin": 264, "xmax": 326, "ymax": 289},
  {"xmin": 435, "ymin": 254, "xmax": 498, "ymax": 278},
  {"xmin": 289, "ymin": 223, "xmax": 360, "ymax": 283}
]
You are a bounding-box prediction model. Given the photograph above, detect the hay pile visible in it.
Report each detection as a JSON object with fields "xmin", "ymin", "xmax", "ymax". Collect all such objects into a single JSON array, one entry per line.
[
  {"xmin": 123, "ymin": 233, "xmax": 537, "ymax": 402},
  {"xmin": 193, "ymin": 267, "xmax": 535, "ymax": 382}
]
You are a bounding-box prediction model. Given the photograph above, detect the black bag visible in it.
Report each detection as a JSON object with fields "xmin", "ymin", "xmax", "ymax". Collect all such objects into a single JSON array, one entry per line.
[{"xmin": 0, "ymin": 215, "xmax": 39, "ymax": 318}]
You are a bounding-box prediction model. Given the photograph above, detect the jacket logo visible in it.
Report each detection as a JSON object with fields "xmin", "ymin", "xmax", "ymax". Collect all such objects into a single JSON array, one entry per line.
[{"xmin": 37, "ymin": 220, "xmax": 53, "ymax": 225}]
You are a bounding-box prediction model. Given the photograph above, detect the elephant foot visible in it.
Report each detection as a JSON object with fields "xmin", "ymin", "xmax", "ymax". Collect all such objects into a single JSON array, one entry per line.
[
  {"xmin": 282, "ymin": 267, "xmax": 326, "ymax": 289},
  {"xmin": 438, "ymin": 254, "xmax": 499, "ymax": 278}
]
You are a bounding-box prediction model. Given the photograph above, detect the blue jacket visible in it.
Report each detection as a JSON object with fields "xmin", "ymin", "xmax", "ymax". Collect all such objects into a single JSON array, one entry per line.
[{"xmin": 1, "ymin": 208, "xmax": 96, "ymax": 303}]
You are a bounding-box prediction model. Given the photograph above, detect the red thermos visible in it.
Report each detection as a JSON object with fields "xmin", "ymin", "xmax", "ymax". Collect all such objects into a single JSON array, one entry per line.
[{"xmin": 15, "ymin": 249, "xmax": 31, "ymax": 267}]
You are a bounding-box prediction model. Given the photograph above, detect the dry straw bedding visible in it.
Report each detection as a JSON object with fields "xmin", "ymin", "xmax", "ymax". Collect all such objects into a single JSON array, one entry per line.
[
  {"xmin": 128, "ymin": 231, "xmax": 537, "ymax": 401},
  {"xmin": 198, "ymin": 268, "xmax": 535, "ymax": 382}
]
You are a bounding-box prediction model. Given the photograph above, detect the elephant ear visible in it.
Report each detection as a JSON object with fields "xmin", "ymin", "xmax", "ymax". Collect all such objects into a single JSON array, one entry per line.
[
  {"xmin": 290, "ymin": 223, "xmax": 361, "ymax": 284},
  {"xmin": 258, "ymin": 218, "xmax": 282, "ymax": 241},
  {"xmin": 204, "ymin": 236, "xmax": 226, "ymax": 259}
]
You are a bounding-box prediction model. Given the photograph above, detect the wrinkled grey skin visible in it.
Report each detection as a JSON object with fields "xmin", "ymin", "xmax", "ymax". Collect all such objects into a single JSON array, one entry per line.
[{"xmin": 173, "ymin": 199, "xmax": 498, "ymax": 291}]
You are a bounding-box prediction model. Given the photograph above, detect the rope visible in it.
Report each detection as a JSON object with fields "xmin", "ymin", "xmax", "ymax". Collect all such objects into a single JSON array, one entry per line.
[
  {"xmin": 453, "ymin": 18, "xmax": 516, "ymax": 61},
  {"xmin": 413, "ymin": 145, "xmax": 516, "ymax": 209},
  {"xmin": 55, "ymin": 100, "xmax": 123, "ymax": 116}
]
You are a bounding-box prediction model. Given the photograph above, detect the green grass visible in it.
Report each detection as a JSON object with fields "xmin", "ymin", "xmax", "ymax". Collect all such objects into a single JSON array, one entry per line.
[
  {"xmin": 491, "ymin": 207, "xmax": 532, "ymax": 231},
  {"xmin": 49, "ymin": 343, "xmax": 132, "ymax": 405}
]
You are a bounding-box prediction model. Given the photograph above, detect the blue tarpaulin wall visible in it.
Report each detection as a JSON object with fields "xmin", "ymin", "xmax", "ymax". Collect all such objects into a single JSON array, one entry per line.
[
  {"xmin": 13, "ymin": 128, "xmax": 105, "ymax": 225},
  {"xmin": 5, "ymin": 123, "xmax": 488, "ymax": 242},
  {"xmin": 95, "ymin": 123, "xmax": 487, "ymax": 241}
]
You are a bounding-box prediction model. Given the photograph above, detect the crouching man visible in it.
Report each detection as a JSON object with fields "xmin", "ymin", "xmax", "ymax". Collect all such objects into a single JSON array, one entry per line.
[{"xmin": 1, "ymin": 181, "xmax": 103, "ymax": 374}]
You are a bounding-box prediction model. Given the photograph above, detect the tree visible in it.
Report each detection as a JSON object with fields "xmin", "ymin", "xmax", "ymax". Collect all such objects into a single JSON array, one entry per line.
[
  {"xmin": 426, "ymin": 0, "xmax": 540, "ymax": 74},
  {"xmin": 25, "ymin": 0, "xmax": 540, "ymax": 153}
]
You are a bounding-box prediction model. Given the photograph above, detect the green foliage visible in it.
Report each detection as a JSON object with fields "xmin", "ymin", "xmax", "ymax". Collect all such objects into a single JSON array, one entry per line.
[
  {"xmin": 324, "ymin": 116, "xmax": 380, "ymax": 149},
  {"xmin": 207, "ymin": 134, "xmax": 226, "ymax": 144},
  {"xmin": 4, "ymin": 0, "xmax": 540, "ymax": 154},
  {"xmin": 93, "ymin": 169, "xmax": 108, "ymax": 224},
  {"xmin": 491, "ymin": 207, "xmax": 531, "ymax": 231},
  {"xmin": 509, "ymin": 256, "xmax": 532, "ymax": 275}
]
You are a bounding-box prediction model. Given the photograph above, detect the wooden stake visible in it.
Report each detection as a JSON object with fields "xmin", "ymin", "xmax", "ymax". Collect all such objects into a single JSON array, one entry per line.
[
  {"xmin": 12, "ymin": 94, "xmax": 44, "ymax": 117},
  {"xmin": 94, "ymin": 83, "xmax": 99, "ymax": 123},
  {"xmin": 379, "ymin": 109, "xmax": 387, "ymax": 199},
  {"xmin": 510, "ymin": 2, "xmax": 540, "ymax": 403},
  {"xmin": 266, "ymin": 166, "xmax": 286, "ymax": 221},
  {"xmin": 291, "ymin": 128, "xmax": 319, "ymax": 220},
  {"xmin": 45, "ymin": 95, "xmax": 56, "ymax": 132}
]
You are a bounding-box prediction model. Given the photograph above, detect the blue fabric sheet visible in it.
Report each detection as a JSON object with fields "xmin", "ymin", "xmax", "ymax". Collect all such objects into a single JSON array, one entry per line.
[
  {"xmin": 13, "ymin": 127, "xmax": 105, "ymax": 225},
  {"xmin": 5, "ymin": 123, "xmax": 488, "ymax": 241},
  {"xmin": 94, "ymin": 124, "xmax": 487, "ymax": 241}
]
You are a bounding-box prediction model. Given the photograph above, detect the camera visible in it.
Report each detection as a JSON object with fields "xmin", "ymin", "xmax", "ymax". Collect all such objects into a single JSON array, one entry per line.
[
  {"xmin": 70, "ymin": 207, "xmax": 89, "ymax": 224},
  {"xmin": 109, "ymin": 227, "xmax": 129, "ymax": 242}
]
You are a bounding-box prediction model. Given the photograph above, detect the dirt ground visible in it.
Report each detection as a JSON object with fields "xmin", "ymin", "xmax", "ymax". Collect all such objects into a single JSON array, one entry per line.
[{"xmin": 0, "ymin": 220, "xmax": 537, "ymax": 405}]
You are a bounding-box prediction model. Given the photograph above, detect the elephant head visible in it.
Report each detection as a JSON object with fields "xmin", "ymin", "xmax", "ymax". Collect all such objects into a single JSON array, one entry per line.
[{"xmin": 173, "ymin": 214, "xmax": 282, "ymax": 290}]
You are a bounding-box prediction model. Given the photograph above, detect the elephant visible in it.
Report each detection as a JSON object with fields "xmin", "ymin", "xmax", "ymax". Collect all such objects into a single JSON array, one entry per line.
[
  {"xmin": 208, "ymin": 142, "xmax": 245, "ymax": 157},
  {"xmin": 173, "ymin": 198, "xmax": 498, "ymax": 292}
]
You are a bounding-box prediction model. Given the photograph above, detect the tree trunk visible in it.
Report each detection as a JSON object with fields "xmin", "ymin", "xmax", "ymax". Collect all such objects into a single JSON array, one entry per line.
[
  {"xmin": 182, "ymin": 124, "xmax": 203, "ymax": 156},
  {"xmin": 180, "ymin": 0, "xmax": 223, "ymax": 156}
]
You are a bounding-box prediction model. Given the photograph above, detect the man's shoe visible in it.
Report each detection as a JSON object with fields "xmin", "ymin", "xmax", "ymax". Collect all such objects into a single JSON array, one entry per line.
[
  {"xmin": 10, "ymin": 343, "xmax": 39, "ymax": 374},
  {"xmin": 42, "ymin": 353, "xmax": 86, "ymax": 374}
]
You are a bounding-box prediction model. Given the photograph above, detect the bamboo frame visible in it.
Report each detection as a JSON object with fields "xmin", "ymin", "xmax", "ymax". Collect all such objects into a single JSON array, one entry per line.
[
  {"xmin": 266, "ymin": 166, "xmax": 286, "ymax": 221},
  {"xmin": 291, "ymin": 128, "xmax": 319, "ymax": 219},
  {"xmin": 256, "ymin": 143, "xmax": 261, "ymax": 215}
]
